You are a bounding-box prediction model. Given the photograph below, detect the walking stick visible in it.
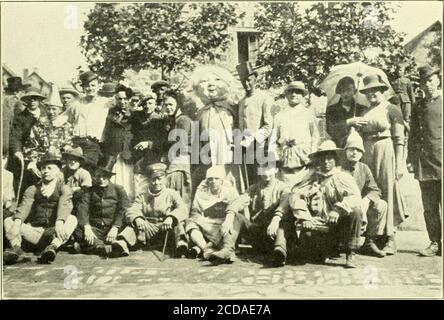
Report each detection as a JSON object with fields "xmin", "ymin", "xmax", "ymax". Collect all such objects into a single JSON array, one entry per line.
[
  {"xmin": 152, "ymin": 230, "xmax": 169, "ymax": 262},
  {"xmin": 14, "ymin": 157, "xmax": 25, "ymax": 210},
  {"xmin": 241, "ymin": 153, "xmax": 251, "ymax": 221}
]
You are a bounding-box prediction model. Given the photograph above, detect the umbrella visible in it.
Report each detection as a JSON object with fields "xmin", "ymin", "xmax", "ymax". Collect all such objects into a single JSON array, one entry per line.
[{"xmin": 319, "ymin": 61, "xmax": 395, "ymax": 107}]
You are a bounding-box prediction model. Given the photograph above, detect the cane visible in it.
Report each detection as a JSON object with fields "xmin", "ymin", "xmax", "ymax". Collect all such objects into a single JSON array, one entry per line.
[
  {"xmin": 152, "ymin": 230, "xmax": 169, "ymax": 262},
  {"xmin": 14, "ymin": 157, "xmax": 25, "ymax": 210}
]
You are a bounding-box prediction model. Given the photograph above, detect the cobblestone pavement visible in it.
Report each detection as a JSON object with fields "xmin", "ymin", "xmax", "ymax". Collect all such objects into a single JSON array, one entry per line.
[{"xmin": 2, "ymin": 231, "xmax": 442, "ymax": 299}]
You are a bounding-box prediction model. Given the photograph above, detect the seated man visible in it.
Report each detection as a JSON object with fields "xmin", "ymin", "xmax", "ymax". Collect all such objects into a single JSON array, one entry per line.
[
  {"xmin": 113, "ymin": 163, "xmax": 189, "ymax": 257},
  {"xmin": 72, "ymin": 156, "xmax": 130, "ymax": 257},
  {"xmin": 226, "ymin": 164, "xmax": 291, "ymax": 267},
  {"xmin": 281, "ymin": 140, "xmax": 363, "ymax": 268},
  {"xmin": 3, "ymin": 150, "xmax": 78, "ymax": 265},
  {"xmin": 62, "ymin": 146, "xmax": 92, "ymax": 206},
  {"xmin": 342, "ymin": 130, "xmax": 388, "ymax": 257},
  {"xmin": 185, "ymin": 166, "xmax": 243, "ymax": 264}
]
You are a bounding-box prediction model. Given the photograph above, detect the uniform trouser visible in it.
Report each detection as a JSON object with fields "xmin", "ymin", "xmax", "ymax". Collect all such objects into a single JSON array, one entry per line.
[
  {"xmin": 364, "ymin": 200, "xmax": 388, "ymax": 237},
  {"xmin": 118, "ymin": 222, "xmax": 187, "ymax": 252},
  {"xmin": 300, "ymin": 209, "xmax": 362, "ymax": 257},
  {"xmin": 4, "ymin": 215, "xmax": 78, "ymax": 250},
  {"xmin": 419, "ymin": 180, "xmax": 442, "ymax": 243},
  {"xmin": 240, "ymin": 214, "xmax": 296, "ymax": 256}
]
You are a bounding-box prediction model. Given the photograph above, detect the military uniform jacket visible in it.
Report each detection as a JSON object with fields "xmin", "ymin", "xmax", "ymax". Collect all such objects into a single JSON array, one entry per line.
[{"xmin": 408, "ymin": 94, "xmax": 442, "ymax": 181}]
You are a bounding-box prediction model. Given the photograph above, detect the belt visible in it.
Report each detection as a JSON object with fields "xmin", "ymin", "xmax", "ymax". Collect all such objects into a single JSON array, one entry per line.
[{"xmin": 363, "ymin": 134, "xmax": 390, "ymax": 141}]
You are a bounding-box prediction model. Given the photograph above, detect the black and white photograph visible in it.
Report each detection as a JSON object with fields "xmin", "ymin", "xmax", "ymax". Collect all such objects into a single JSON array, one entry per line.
[{"xmin": 1, "ymin": 0, "xmax": 442, "ymax": 300}]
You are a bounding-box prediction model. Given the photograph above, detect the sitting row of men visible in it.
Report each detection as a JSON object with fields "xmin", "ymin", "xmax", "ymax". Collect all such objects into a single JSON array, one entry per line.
[{"xmin": 4, "ymin": 128, "xmax": 389, "ymax": 269}]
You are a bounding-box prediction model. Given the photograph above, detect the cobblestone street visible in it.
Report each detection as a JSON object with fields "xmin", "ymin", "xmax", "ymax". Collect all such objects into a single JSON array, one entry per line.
[{"xmin": 2, "ymin": 231, "xmax": 442, "ymax": 299}]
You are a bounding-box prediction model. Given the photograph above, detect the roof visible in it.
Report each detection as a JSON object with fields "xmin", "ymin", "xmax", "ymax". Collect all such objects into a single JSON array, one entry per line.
[
  {"xmin": 2, "ymin": 64, "xmax": 17, "ymax": 77},
  {"xmin": 404, "ymin": 20, "xmax": 442, "ymax": 53},
  {"xmin": 25, "ymin": 71, "xmax": 51, "ymax": 87}
]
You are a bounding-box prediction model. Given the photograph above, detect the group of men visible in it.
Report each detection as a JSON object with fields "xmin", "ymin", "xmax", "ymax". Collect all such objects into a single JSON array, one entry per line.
[{"xmin": 1, "ymin": 61, "xmax": 442, "ymax": 270}]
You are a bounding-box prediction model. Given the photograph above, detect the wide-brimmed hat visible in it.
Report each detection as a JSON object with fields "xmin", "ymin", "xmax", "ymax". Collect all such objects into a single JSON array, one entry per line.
[
  {"xmin": 98, "ymin": 82, "xmax": 117, "ymax": 96},
  {"xmin": 5, "ymin": 77, "xmax": 30, "ymax": 92},
  {"xmin": 59, "ymin": 84, "xmax": 80, "ymax": 97},
  {"xmin": 20, "ymin": 87, "xmax": 46, "ymax": 102},
  {"xmin": 94, "ymin": 155, "xmax": 116, "ymax": 176},
  {"xmin": 284, "ymin": 81, "xmax": 308, "ymax": 95},
  {"xmin": 236, "ymin": 61, "xmax": 259, "ymax": 81},
  {"xmin": 37, "ymin": 149, "xmax": 62, "ymax": 168},
  {"xmin": 418, "ymin": 64, "xmax": 441, "ymax": 81},
  {"xmin": 146, "ymin": 162, "xmax": 167, "ymax": 178},
  {"xmin": 115, "ymin": 83, "xmax": 133, "ymax": 98},
  {"xmin": 62, "ymin": 146, "xmax": 85, "ymax": 161},
  {"xmin": 344, "ymin": 129, "xmax": 365, "ymax": 153},
  {"xmin": 309, "ymin": 140, "xmax": 343, "ymax": 159},
  {"xmin": 151, "ymin": 80, "xmax": 169, "ymax": 91},
  {"xmin": 359, "ymin": 74, "xmax": 389, "ymax": 93},
  {"xmin": 79, "ymin": 70, "xmax": 98, "ymax": 86}
]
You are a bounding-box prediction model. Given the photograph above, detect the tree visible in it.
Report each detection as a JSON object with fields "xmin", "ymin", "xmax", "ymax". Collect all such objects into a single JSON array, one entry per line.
[
  {"xmin": 255, "ymin": 2, "xmax": 416, "ymax": 91},
  {"xmin": 80, "ymin": 3, "xmax": 242, "ymax": 81}
]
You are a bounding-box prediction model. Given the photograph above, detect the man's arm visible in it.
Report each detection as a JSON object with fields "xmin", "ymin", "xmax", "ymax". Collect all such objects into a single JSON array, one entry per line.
[
  {"xmin": 13, "ymin": 185, "xmax": 37, "ymax": 222},
  {"xmin": 113, "ymin": 185, "xmax": 130, "ymax": 228},
  {"xmin": 76, "ymin": 188, "xmax": 91, "ymax": 226},
  {"xmin": 56, "ymin": 185, "xmax": 74, "ymax": 222},
  {"xmin": 167, "ymin": 190, "xmax": 189, "ymax": 223},
  {"xmin": 125, "ymin": 194, "xmax": 145, "ymax": 225}
]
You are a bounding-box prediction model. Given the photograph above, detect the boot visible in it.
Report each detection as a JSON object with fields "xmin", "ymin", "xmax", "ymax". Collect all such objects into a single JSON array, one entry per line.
[
  {"xmin": 202, "ymin": 243, "xmax": 215, "ymax": 260},
  {"xmin": 382, "ymin": 235, "xmax": 397, "ymax": 255},
  {"xmin": 111, "ymin": 240, "xmax": 129, "ymax": 257},
  {"xmin": 39, "ymin": 244, "xmax": 58, "ymax": 264},
  {"xmin": 419, "ymin": 241, "xmax": 440, "ymax": 257},
  {"xmin": 360, "ymin": 237, "xmax": 386, "ymax": 257},
  {"xmin": 208, "ymin": 247, "xmax": 235, "ymax": 265},
  {"xmin": 271, "ymin": 247, "xmax": 287, "ymax": 267},
  {"xmin": 3, "ymin": 246, "xmax": 23, "ymax": 265},
  {"xmin": 345, "ymin": 251, "xmax": 358, "ymax": 269},
  {"xmin": 175, "ymin": 240, "xmax": 188, "ymax": 258},
  {"xmin": 187, "ymin": 246, "xmax": 202, "ymax": 259}
]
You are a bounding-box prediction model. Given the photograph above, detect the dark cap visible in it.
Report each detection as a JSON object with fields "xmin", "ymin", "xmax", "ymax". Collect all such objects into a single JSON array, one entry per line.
[{"xmin": 146, "ymin": 163, "xmax": 167, "ymax": 178}]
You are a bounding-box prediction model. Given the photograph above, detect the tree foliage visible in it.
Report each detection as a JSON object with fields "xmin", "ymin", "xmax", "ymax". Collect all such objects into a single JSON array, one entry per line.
[
  {"xmin": 255, "ymin": 2, "xmax": 416, "ymax": 91},
  {"xmin": 80, "ymin": 3, "xmax": 241, "ymax": 81}
]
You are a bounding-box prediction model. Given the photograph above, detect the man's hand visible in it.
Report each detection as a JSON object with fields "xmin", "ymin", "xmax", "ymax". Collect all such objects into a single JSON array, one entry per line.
[
  {"xmin": 221, "ymin": 213, "xmax": 235, "ymax": 236},
  {"xmin": 14, "ymin": 152, "xmax": 24, "ymax": 162},
  {"xmin": 373, "ymin": 199, "xmax": 387, "ymax": 214},
  {"xmin": 395, "ymin": 166, "xmax": 404, "ymax": 181},
  {"xmin": 28, "ymin": 162, "xmax": 41, "ymax": 178},
  {"xmin": 240, "ymin": 135, "xmax": 255, "ymax": 148},
  {"xmin": 106, "ymin": 226, "xmax": 118, "ymax": 243},
  {"xmin": 6, "ymin": 219, "xmax": 22, "ymax": 241},
  {"xmin": 267, "ymin": 216, "xmax": 281, "ymax": 239},
  {"xmin": 55, "ymin": 220, "xmax": 69, "ymax": 242},
  {"xmin": 135, "ymin": 217, "xmax": 147, "ymax": 232},
  {"xmin": 84, "ymin": 224, "xmax": 96, "ymax": 246},
  {"xmin": 347, "ymin": 117, "xmax": 368, "ymax": 128},
  {"xmin": 134, "ymin": 141, "xmax": 152, "ymax": 151},
  {"xmin": 327, "ymin": 211, "xmax": 340, "ymax": 224},
  {"xmin": 301, "ymin": 220, "xmax": 315, "ymax": 230},
  {"xmin": 161, "ymin": 217, "xmax": 174, "ymax": 231}
]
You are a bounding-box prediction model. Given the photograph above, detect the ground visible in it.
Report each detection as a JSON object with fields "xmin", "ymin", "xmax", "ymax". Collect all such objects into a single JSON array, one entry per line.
[{"xmin": 2, "ymin": 230, "xmax": 442, "ymax": 299}]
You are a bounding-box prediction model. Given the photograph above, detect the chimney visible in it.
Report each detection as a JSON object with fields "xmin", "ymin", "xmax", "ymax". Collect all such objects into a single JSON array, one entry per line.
[
  {"xmin": 23, "ymin": 68, "xmax": 29, "ymax": 80},
  {"xmin": 32, "ymin": 67, "xmax": 39, "ymax": 75}
]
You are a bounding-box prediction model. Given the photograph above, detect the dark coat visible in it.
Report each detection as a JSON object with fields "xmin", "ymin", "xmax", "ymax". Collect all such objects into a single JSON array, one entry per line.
[
  {"xmin": 408, "ymin": 95, "xmax": 442, "ymax": 181},
  {"xmin": 76, "ymin": 182, "xmax": 129, "ymax": 230},
  {"xmin": 325, "ymin": 99, "xmax": 367, "ymax": 148},
  {"xmin": 391, "ymin": 76, "xmax": 415, "ymax": 122},
  {"xmin": 13, "ymin": 180, "xmax": 73, "ymax": 228},
  {"xmin": 9, "ymin": 109, "xmax": 40, "ymax": 155},
  {"xmin": 101, "ymin": 107, "xmax": 133, "ymax": 160},
  {"xmin": 2, "ymin": 95, "xmax": 20, "ymax": 152}
]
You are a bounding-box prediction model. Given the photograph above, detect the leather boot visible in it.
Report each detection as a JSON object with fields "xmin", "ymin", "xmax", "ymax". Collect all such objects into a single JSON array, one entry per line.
[
  {"xmin": 39, "ymin": 244, "xmax": 58, "ymax": 264},
  {"xmin": 3, "ymin": 246, "xmax": 23, "ymax": 265},
  {"xmin": 271, "ymin": 247, "xmax": 287, "ymax": 267},
  {"xmin": 360, "ymin": 237, "xmax": 386, "ymax": 257},
  {"xmin": 208, "ymin": 229, "xmax": 238, "ymax": 265},
  {"xmin": 382, "ymin": 235, "xmax": 397, "ymax": 255}
]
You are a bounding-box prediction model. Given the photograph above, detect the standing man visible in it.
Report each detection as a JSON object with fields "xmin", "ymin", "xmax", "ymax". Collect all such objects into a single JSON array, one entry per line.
[
  {"xmin": 409, "ymin": 65, "xmax": 442, "ymax": 257},
  {"xmin": 392, "ymin": 67, "xmax": 415, "ymax": 161},
  {"xmin": 151, "ymin": 80, "xmax": 170, "ymax": 111},
  {"xmin": 59, "ymin": 84, "xmax": 81, "ymax": 111},
  {"xmin": 325, "ymin": 76, "xmax": 367, "ymax": 148},
  {"xmin": 236, "ymin": 61, "xmax": 274, "ymax": 187},
  {"xmin": 3, "ymin": 77, "xmax": 29, "ymax": 155}
]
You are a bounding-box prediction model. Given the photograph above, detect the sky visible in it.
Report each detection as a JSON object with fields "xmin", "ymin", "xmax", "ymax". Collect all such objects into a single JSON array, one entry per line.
[{"xmin": 2, "ymin": 1, "xmax": 443, "ymax": 85}]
